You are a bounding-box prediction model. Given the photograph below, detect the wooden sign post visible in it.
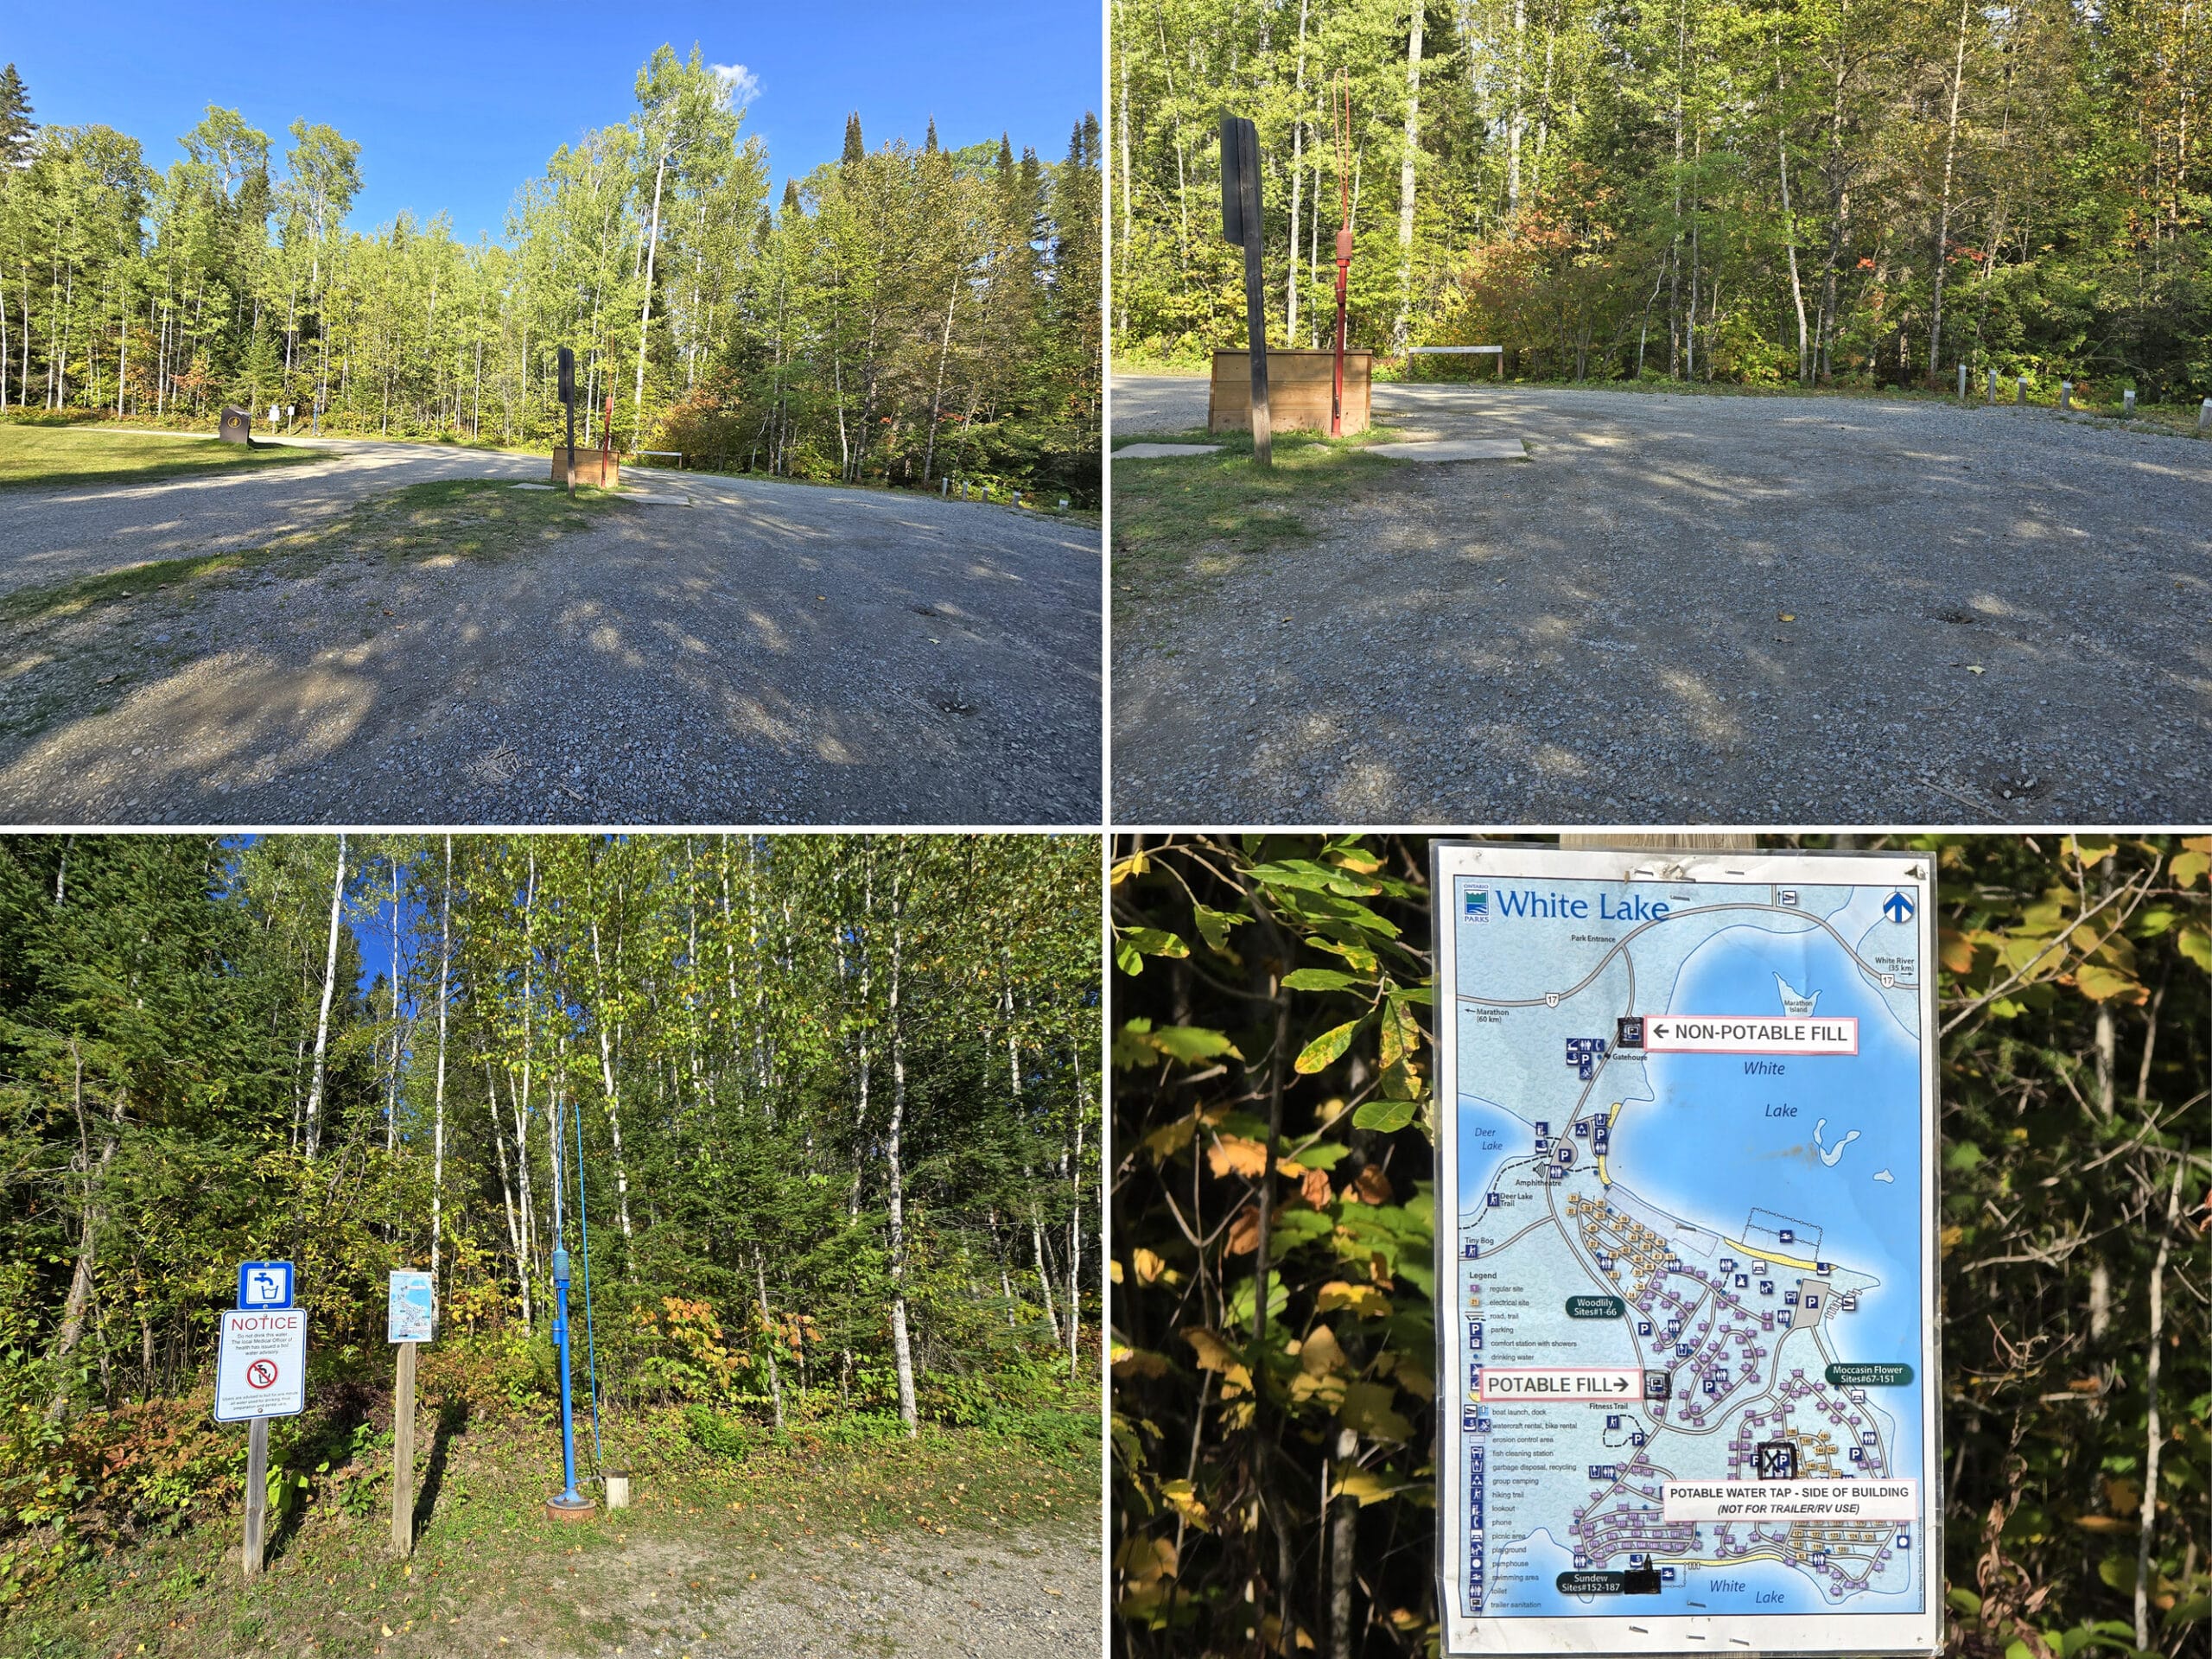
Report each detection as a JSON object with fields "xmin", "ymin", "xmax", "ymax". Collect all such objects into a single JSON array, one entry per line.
[
  {"xmin": 388, "ymin": 1269, "xmax": 436, "ymax": 1559},
  {"xmin": 391, "ymin": 1340, "xmax": 416, "ymax": 1558},
  {"xmin": 243, "ymin": 1417, "xmax": 269, "ymax": 1578},
  {"xmin": 217, "ymin": 1262, "xmax": 303, "ymax": 1582},
  {"xmin": 1220, "ymin": 114, "xmax": 1272, "ymax": 468}
]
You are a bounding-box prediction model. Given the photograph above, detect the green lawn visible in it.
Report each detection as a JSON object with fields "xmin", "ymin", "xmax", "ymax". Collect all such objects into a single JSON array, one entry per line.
[
  {"xmin": 0, "ymin": 423, "xmax": 325, "ymax": 490},
  {"xmin": 1110, "ymin": 425, "xmax": 1402, "ymax": 613},
  {"xmin": 3, "ymin": 1408, "xmax": 1096, "ymax": 1659}
]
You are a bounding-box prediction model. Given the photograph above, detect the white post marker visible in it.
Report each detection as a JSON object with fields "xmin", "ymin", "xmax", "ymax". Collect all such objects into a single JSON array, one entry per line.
[
  {"xmin": 1431, "ymin": 843, "xmax": 1941, "ymax": 1656},
  {"xmin": 389, "ymin": 1270, "xmax": 435, "ymax": 1558}
]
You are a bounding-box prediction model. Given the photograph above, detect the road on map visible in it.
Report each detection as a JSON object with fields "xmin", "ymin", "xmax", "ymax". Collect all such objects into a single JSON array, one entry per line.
[
  {"xmin": 1111, "ymin": 373, "xmax": 2212, "ymax": 823},
  {"xmin": 0, "ymin": 445, "xmax": 1099, "ymax": 824}
]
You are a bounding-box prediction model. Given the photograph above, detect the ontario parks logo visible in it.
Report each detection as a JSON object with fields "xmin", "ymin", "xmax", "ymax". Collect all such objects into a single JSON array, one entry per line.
[{"xmin": 1465, "ymin": 887, "xmax": 1490, "ymax": 922}]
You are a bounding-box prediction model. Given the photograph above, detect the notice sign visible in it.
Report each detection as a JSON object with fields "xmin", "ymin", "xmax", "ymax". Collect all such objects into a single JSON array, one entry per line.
[
  {"xmin": 388, "ymin": 1271, "xmax": 435, "ymax": 1343},
  {"xmin": 213, "ymin": 1308, "xmax": 307, "ymax": 1421},
  {"xmin": 1643, "ymin": 1016, "xmax": 1859, "ymax": 1056},
  {"xmin": 1432, "ymin": 843, "xmax": 1942, "ymax": 1657},
  {"xmin": 1663, "ymin": 1479, "xmax": 1920, "ymax": 1523}
]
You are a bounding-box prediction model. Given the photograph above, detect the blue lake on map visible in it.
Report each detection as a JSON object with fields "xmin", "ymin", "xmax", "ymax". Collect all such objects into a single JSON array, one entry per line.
[
  {"xmin": 1497, "ymin": 1529, "xmax": 1902, "ymax": 1616},
  {"xmin": 1455, "ymin": 1092, "xmax": 1522, "ymax": 1212},
  {"xmin": 1606, "ymin": 919, "xmax": 1928, "ymax": 1610}
]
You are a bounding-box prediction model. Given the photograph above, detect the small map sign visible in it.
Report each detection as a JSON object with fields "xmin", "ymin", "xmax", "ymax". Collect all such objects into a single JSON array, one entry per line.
[
  {"xmin": 237, "ymin": 1261, "xmax": 294, "ymax": 1310},
  {"xmin": 388, "ymin": 1271, "xmax": 435, "ymax": 1343},
  {"xmin": 1432, "ymin": 843, "xmax": 1940, "ymax": 1656},
  {"xmin": 213, "ymin": 1308, "xmax": 307, "ymax": 1421}
]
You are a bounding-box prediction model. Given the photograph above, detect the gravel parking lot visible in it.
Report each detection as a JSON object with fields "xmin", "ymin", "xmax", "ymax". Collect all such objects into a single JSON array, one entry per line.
[
  {"xmin": 582, "ymin": 1519, "xmax": 1096, "ymax": 1659},
  {"xmin": 1112, "ymin": 376, "xmax": 2212, "ymax": 825},
  {"xmin": 0, "ymin": 458, "xmax": 1099, "ymax": 826}
]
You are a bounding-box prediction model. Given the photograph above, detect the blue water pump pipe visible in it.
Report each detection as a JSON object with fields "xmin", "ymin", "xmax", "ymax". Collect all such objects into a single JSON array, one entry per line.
[{"xmin": 544, "ymin": 1088, "xmax": 593, "ymax": 1523}]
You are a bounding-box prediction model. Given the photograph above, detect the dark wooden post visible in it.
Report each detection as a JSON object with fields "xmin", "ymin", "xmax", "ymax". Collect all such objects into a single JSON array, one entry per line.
[
  {"xmin": 242, "ymin": 1416, "xmax": 268, "ymax": 1580},
  {"xmin": 1221, "ymin": 115, "xmax": 1271, "ymax": 467},
  {"xmin": 391, "ymin": 1340, "xmax": 416, "ymax": 1558}
]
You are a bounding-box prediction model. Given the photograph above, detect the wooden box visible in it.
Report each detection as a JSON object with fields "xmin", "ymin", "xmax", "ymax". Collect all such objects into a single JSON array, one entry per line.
[
  {"xmin": 550, "ymin": 448, "xmax": 620, "ymax": 488},
  {"xmin": 1209, "ymin": 348, "xmax": 1372, "ymax": 435}
]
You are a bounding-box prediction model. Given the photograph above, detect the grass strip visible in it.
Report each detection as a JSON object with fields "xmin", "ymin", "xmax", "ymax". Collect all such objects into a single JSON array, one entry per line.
[
  {"xmin": 1110, "ymin": 425, "xmax": 1400, "ymax": 608},
  {"xmin": 0, "ymin": 425, "xmax": 324, "ymax": 490}
]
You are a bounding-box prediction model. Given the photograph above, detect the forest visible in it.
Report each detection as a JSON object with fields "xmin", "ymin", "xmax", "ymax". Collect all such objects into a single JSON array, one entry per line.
[
  {"xmin": 0, "ymin": 832, "xmax": 1100, "ymax": 1609},
  {"xmin": 1110, "ymin": 833, "xmax": 2209, "ymax": 1659},
  {"xmin": 0, "ymin": 50, "xmax": 1102, "ymax": 498},
  {"xmin": 1110, "ymin": 0, "xmax": 2209, "ymax": 400}
]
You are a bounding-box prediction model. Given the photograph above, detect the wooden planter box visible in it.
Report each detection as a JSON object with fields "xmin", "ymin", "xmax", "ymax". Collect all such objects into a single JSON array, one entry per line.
[
  {"xmin": 1209, "ymin": 349, "xmax": 1372, "ymax": 435},
  {"xmin": 550, "ymin": 448, "xmax": 620, "ymax": 488}
]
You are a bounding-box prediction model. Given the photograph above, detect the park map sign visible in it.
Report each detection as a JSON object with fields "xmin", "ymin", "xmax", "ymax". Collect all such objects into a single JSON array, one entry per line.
[{"xmin": 1432, "ymin": 845, "xmax": 1942, "ymax": 1657}]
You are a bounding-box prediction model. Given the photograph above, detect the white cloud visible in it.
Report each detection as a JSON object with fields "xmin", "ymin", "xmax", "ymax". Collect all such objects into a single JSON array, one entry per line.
[{"xmin": 710, "ymin": 63, "xmax": 761, "ymax": 109}]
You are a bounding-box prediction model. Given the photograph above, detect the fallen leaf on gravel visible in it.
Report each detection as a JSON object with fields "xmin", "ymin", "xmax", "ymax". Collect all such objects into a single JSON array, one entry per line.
[
  {"xmin": 96, "ymin": 674, "xmax": 120, "ymax": 685},
  {"xmin": 1778, "ymin": 612, "xmax": 1796, "ymax": 621},
  {"xmin": 1967, "ymin": 664, "xmax": 1986, "ymax": 674}
]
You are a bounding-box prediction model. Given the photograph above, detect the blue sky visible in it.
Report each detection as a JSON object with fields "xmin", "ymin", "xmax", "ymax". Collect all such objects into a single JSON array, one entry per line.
[{"xmin": 8, "ymin": 0, "xmax": 1100, "ymax": 243}]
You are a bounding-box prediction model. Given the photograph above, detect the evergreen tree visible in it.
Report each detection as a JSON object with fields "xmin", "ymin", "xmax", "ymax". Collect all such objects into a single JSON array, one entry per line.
[{"xmin": 0, "ymin": 64, "xmax": 31, "ymax": 170}]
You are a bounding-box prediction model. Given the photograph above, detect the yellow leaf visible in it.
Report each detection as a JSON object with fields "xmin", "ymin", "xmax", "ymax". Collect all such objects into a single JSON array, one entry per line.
[
  {"xmin": 1134, "ymin": 1247, "xmax": 1166, "ymax": 1285},
  {"xmin": 1110, "ymin": 849, "xmax": 1151, "ymax": 885},
  {"xmin": 1778, "ymin": 612, "xmax": 1796, "ymax": 622},
  {"xmin": 1315, "ymin": 1281, "xmax": 1390, "ymax": 1318},
  {"xmin": 1334, "ymin": 1469, "xmax": 1402, "ymax": 1505},
  {"xmin": 1182, "ymin": 1327, "xmax": 1253, "ymax": 1390},
  {"xmin": 1937, "ymin": 926, "xmax": 1978, "ymax": 976},
  {"xmin": 1206, "ymin": 1135, "xmax": 1271, "ymax": 1179},
  {"xmin": 1112, "ymin": 1345, "xmax": 1171, "ymax": 1379},
  {"xmin": 1300, "ymin": 1323, "xmax": 1348, "ymax": 1377},
  {"xmin": 1143, "ymin": 1117, "xmax": 1198, "ymax": 1161},
  {"xmin": 1160, "ymin": 1478, "xmax": 1211, "ymax": 1529},
  {"xmin": 2071, "ymin": 963, "xmax": 2145, "ymax": 1003},
  {"xmin": 1966, "ymin": 664, "xmax": 1986, "ymax": 674}
]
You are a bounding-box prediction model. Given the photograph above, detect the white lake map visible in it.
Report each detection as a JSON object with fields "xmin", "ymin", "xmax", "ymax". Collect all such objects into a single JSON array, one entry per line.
[{"xmin": 1437, "ymin": 852, "xmax": 1937, "ymax": 1651}]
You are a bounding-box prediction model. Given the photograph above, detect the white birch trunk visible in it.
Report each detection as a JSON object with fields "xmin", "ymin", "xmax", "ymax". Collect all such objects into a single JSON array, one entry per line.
[
  {"xmin": 429, "ymin": 836, "xmax": 451, "ymax": 1277},
  {"xmin": 887, "ymin": 853, "xmax": 918, "ymax": 1437},
  {"xmin": 303, "ymin": 834, "xmax": 347, "ymax": 1160},
  {"xmin": 1392, "ymin": 0, "xmax": 1426, "ymax": 353}
]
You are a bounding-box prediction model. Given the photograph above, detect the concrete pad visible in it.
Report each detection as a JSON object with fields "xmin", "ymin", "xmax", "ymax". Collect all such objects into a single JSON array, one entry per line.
[
  {"xmin": 1367, "ymin": 437, "xmax": 1529, "ymax": 461},
  {"xmin": 1114, "ymin": 442, "xmax": 1223, "ymax": 459}
]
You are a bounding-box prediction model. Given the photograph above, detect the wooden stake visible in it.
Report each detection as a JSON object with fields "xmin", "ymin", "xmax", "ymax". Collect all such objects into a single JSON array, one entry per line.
[
  {"xmin": 391, "ymin": 1340, "xmax": 416, "ymax": 1558},
  {"xmin": 242, "ymin": 1415, "xmax": 268, "ymax": 1580}
]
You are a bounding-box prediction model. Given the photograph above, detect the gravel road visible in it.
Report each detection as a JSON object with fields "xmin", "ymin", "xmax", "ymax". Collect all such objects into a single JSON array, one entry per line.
[
  {"xmin": 544, "ymin": 1518, "xmax": 1097, "ymax": 1659},
  {"xmin": 1, "ymin": 466, "xmax": 1099, "ymax": 826},
  {"xmin": 1112, "ymin": 374, "xmax": 2212, "ymax": 825},
  {"xmin": 0, "ymin": 435, "xmax": 545, "ymax": 594}
]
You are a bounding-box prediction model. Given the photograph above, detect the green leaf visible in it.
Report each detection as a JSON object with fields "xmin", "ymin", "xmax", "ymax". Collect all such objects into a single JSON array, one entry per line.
[
  {"xmin": 1192, "ymin": 905, "xmax": 1246, "ymax": 953},
  {"xmin": 1352, "ymin": 1098, "xmax": 1418, "ymax": 1133},
  {"xmin": 1295, "ymin": 1019, "xmax": 1361, "ymax": 1075},
  {"xmin": 1281, "ymin": 968, "xmax": 1364, "ymax": 992},
  {"xmin": 1147, "ymin": 1025, "xmax": 1242, "ymax": 1063},
  {"xmin": 1116, "ymin": 927, "xmax": 1189, "ymax": 976}
]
